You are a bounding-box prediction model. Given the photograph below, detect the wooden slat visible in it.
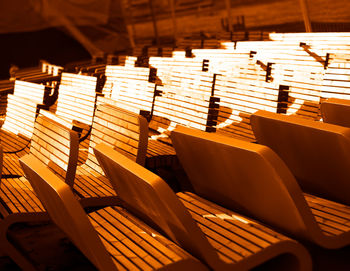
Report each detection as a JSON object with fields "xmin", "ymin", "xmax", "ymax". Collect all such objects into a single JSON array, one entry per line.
[
  {"xmin": 74, "ymin": 165, "xmax": 115, "ymax": 199},
  {"xmin": 29, "ymin": 113, "xmax": 73, "ymax": 177},
  {"xmin": 85, "ymin": 102, "xmax": 145, "ymax": 172},
  {"xmin": 304, "ymin": 193, "xmax": 350, "ymax": 236},
  {"xmin": 13, "ymin": 80, "xmax": 46, "ymax": 104},
  {"xmin": 1, "ymin": 95, "xmax": 37, "ymax": 144},
  {"xmin": 0, "ymin": 177, "xmax": 44, "ymax": 215},
  {"xmin": 72, "ymin": 101, "xmax": 147, "ymax": 203}
]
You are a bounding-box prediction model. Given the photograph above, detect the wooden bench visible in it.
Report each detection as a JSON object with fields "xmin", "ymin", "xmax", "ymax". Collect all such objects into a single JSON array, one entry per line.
[
  {"xmin": 2, "ymin": 106, "xmax": 77, "ymax": 177},
  {"xmin": 13, "ymin": 66, "xmax": 42, "ymax": 79},
  {"xmin": 73, "ymin": 99, "xmax": 149, "ymax": 207},
  {"xmin": 3, "ymin": 79, "xmax": 47, "ymax": 126},
  {"xmin": 146, "ymin": 135, "xmax": 177, "ymax": 169},
  {"xmin": 103, "ymin": 65, "xmax": 156, "ymax": 115},
  {"xmin": 105, "ymin": 55, "xmax": 137, "ymax": 66},
  {"xmin": 103, "ymin": 54, "xmax": 246, "ymax": 166},
  {"xmin": 2, "ymin": 148, "xmax": 29, "ymax": 177},
  {"xmin": 189, "ymin": 48, "xmax": 253, "ymax": 74},
  {"xmin": 321, "ymin": 54, "xmax": 350, "ymax": 100},
  {"xmin": 270, "ymin": 32, "xmax": 350, "ymax": 55},
  {"xmin": 93, "ymin": 142, "xmax": 311, "ymax": 270},
  {"xmin": 66, "ymin": 60, "xmax": 106, "ymax": 93},
  {"xmin": 0, "ymin": 102, "xmax": 150, "ymax": 268},
  {"xmin": 52, "ymin": 72, "xmax": 97, "ymax": 127},
  {"xmin": 155, "ymin": 46, "xmax": 282, "ymax": 142},
  {"xmin": 2, "ymin": 109, "xmax": 79, "ymax": 178},
  {"xmin": 148, "ymin": 46, "xmax": 282, "ymax": 142},
  {"xmin": 270, "ymin": 63, "xmax": 323, "ymax": 119},
  {"xmin": 251, "ymin": 110, "xmax": 350, "ymax": 206},
  {"xmin": 15, "ymin": 60, "xmax": 62, "ymax": 79},
  {"xmin": 213, "ymin": 60, "xmax": 280, "ymax": 142},
  {"xmin": 12, "ymin": 80, "xmax": 46, "ymax": 104},
  {"xmin": 41, "ymin": 61, "xmax": 63, "ymax": 76},
  {"xmin": 51, "ymin": 72, "xmax": 98, "ymax": 163},
  {"xmin": 0, "ymin": 95, "xmax": 38, "ymax": 153},
  {"xmin": 64, "ymin": 58, "xmax": 104, "ymax": 73},
  {"xmin": 171, "ymin": 125, "xmax": 350, "ymax": 250},
  {"xmin": 12, "ymin": 80, "xmax": 57, "ymax": 109},
  {"xmin": 36, "ymin": 96, "xmax": 154, "ymax": 208},
  {"xmin": 19, "ymin": 154, "xmax": 208, "ymax": 271},
  {"xmin": 149, "ymin": 53, "xmax": 206, "ymax": 75},
  {"xmin": 235, "ymin": 41, "xmax": 328, "ymax": 68},
  {"xmin": 152, "ymin": 69, "xmax": 218, "ymax": 132},
  {"xmin": 14, "ymin": 61, "xmax": 62, "ymax": 85},
  {"xmin": 97, "ymin": 96, "xmax": 177, "ymax": 171},
  {"xmin": 0, "ymin": 112, "xmax": 79, "ymax": 271},
  {"xmin": 0, "ymin": 75, "xmax": 16, "ymax": 105},
  {"xmin": 145, "ymin": 68, "xmax": 219, "ymax": 171},
  {"xmin": 1, "ymin": 80, "xmax": 56, "ymax": 159},
  {"xmin": 235, "ymin": 41, "xmax": 328, "ymax": 119},
  {"xmin": 150, "ymin": 49, "xmax": 251, "ymax": 76},
  {"xmin": 320, "ymin": 98, "xmax": 350, "ymax": 127}
]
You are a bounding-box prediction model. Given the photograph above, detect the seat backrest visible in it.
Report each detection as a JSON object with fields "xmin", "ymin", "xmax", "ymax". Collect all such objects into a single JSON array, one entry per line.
[
  {"xmin": 30, "ymin": 110, "xmax": 79, "ymax": 187},
  {"xmin": 103, "ymin": 65, "xmax": 155, "ymax": 114},
  {"xmin": 2, "ymin": 94, "xmax": 38, "ymax": 139},
  {"xmin": 55, "ymin": 72, "xmax": 97, "ymax": 126},
  {"xmin": 13, "ymin": 80, "xmax": 46, "ymax": 104},
  {"xmin": 152, "ymin": 70, "xmax": 218, "ymax": 132},
  {"xmin": 171, "ymin": 126, "xmax": 316, "ymax": 239},
  {"xmin": 251, "ymin": 110, "xmax": 350, "ymax": 205},
  {"xmin": 213, "ymin": 72, "xmax": 280, "ymax": 142},
  {"xmin": 85, "ymin": 98, "xmax": 149, "ymax": 178},
  {"xmin": 93, "ymin": 143, "xmax": 222, "ymax": 269},
  {"xmin": 322, "ymin": 56, "xmax": 350, "ymax": 102},
  {"xmin": 19, "ymin": 155, "xmax": 117, "ymax": 271},
  {"xmin": 321, "ymin": 98, "xmax": 350, "ymax": 128}
]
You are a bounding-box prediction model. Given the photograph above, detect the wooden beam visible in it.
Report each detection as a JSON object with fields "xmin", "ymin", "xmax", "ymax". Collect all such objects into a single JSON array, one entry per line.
[
  {"xmin": 299, "ymin": 0, "xmax": 312, "ymax": 32},
  {"xmin": 148, "ymin": 0, "xmax": 159, "ymax": 46}
]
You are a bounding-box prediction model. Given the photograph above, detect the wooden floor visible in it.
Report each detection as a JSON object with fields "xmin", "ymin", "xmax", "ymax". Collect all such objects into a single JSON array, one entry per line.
[{"xmin": 0, "ymin": 219, "xmax": 348, "ymax": 270}]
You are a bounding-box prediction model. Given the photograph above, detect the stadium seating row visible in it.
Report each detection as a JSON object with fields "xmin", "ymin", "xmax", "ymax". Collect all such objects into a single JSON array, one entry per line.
[{"xmin": 0, "ymin": 31, "xmax": 350, "ymax": 270}]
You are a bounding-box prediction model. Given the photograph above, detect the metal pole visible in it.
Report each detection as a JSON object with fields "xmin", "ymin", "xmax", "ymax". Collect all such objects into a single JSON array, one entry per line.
[
  {"xmin": 299, "ymin": 0, "xmax": 312, "ymax": 32},
  {"xmin": 225, "ymin": 0, "xmax": 233, "ymax": 32},
  {"xmin": 148, "ymin": 0, "xmax": 160, "ymax": 46},
  {"xmin": 169, "ymin": 0, "xmax": 177, "ymax": 41},
  {"xmin": 120, "ymin": 0, "xmax": 136, "ymax": 48}
]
